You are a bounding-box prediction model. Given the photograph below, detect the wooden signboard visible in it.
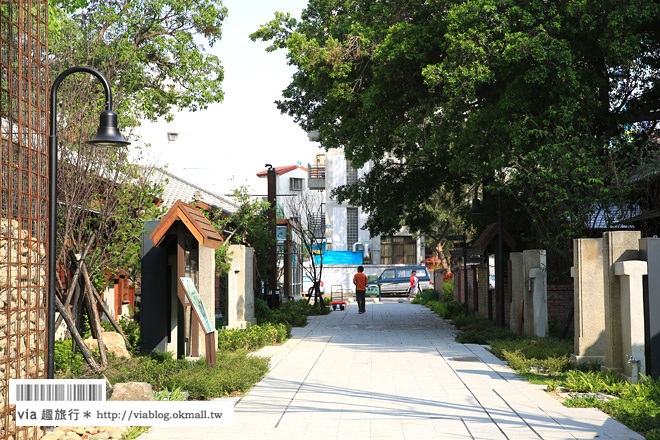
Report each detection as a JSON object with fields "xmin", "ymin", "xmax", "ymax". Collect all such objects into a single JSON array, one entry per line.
[{"xmin": 178, "ymin": 277, "xmax": 216, "ymax": 365}]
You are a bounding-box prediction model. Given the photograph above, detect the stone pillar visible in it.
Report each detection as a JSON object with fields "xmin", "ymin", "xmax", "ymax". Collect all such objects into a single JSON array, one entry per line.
[
  {"xmin": 522, "ymin": 250, "xmax": 546, "ymax": 337},
  {"xmin": 572, "ymin": 238, "xmax": 606, "ymax": 364},
  {"xmin": 640, "ymin": 238, "xmax": 660, "ymax": 380},
  {"xmin": 227, "ymin": 245, "xmax": 257, "ymax": 329},
  {"xmin": 602, "ymin": 231, "xmax": 640, "ymax": 373},
  {"xmin": 529, "ymin": 267, "xmax": 548, "ymax": 337},
  {"xmin": 614, "ymin": 260, "xmax": 647, "ymax": 383},
  {"xmin": 476, "ymin": 263, "xmax": 489, "ymax": 318},
  {"xmin": 198, "ymin": 245, "xmax": 217, "ymax": 353},
  {"xmin": 509, "ymin": 253, "xmax": 524, "ymax": 333}
]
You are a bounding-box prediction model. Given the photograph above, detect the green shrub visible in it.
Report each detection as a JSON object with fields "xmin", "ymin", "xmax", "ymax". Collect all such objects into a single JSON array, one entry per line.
[
  {"xmin": 489, "ymin": 338, "xmax": 574, "ymax": 374},
  {"xmin": 257, "ymin": 298, "xmax": 329, "ymax": 327},
  {"xmin": 254, "ymin": 298, "xmax": 272, "ymax": 324},
  {"xmin": 54, "ymin": 340, "xmax": 86, "ymax": 377},
  {"xmin": 217, "ymin": 322, "xmax": 289, "ymax": 352},
  {"xmin": 560, "ymin": 370, "xmax": 623, "ymax": 394},
  {"xmin": 442, "ymin": 279, "xmax": 454, "ymax": 300},
  {"xmin": 59, "ymin": 350, "xmax": 269, "ymax": 400},
  {"xmin": 414, "ymin": 289, "xmax": 439, "ymax": 304},
  {"xmin": 454, "ymin": 316, "xmax": 519, "ymax": 345}
]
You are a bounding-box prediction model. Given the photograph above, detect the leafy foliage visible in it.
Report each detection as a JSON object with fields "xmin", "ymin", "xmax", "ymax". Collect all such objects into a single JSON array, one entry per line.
[
  {"xmin": 252, "ymin": 0, "xmax": 660, "ymax": 276},
  {"xmin": 50, "ymin": 0, "xmax": 227, "ymax": 125},
  {"xmin": 54, "ymin": 340, "xmax": 86, "ymax": 377},
  {"xmin": 216, "ymin": 322, "xmax": 289, "ymax": 352},
  {"xmin": 58, "ymin": 351, "xmax": 269, "ymax": 400},
  {"xmin": 256, "ymin": 298, "xmax": 330, "ymax": 327},
  {"xmin": 196, "ymin": 187, "xmax": 274, "ymax": 284}
]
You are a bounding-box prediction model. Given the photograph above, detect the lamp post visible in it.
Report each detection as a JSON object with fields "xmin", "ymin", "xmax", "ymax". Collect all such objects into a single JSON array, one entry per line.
[{"xmin": 48, "ymin": 66, "xmax": 129, "ymax": 378}]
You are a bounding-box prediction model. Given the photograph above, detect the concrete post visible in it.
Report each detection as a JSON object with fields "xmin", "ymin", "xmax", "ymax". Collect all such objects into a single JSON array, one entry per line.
[
  {"xmin": 639, "ymin": 238, "xmax": 660, "ymax": 380},
  {"xmin": 614, "ymin": 260, "xmax": 647, "ymax": 383},
  {"xmin": 602, "ymin": 231, "xmax": 640, "ymax": 373},
  {"xmin": 529, "ymin": 267, "xmax": 548, "ymax": 337},
  {"xmin": 522, "ymin": 250, "xmax": 546, "ymax": 337},
  {"xmin": 227, "ymin": 245, "xmax": 257, "ymax": 329},
  {"xmin": 509, "ymin": 253, "xmax": 524, "ymax": 333},
  {"xmin": 198, "ymin": 245, "xmax": 217, "ymax": 353},
  {"xmin": 572, "ymin": 238, "xmax": 606, "ymax": 364},
  {"xmin": 476, "ymin": 263, "xmax": 489, "ymax": 318}
]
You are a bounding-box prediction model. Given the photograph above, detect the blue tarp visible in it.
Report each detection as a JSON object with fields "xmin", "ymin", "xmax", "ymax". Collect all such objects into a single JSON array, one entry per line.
[{"xmin": 313, "ymin": 250, "xmax": 363, "ymax": 265}]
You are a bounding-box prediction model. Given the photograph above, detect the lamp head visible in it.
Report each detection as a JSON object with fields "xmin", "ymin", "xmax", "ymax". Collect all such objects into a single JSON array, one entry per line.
[{"xmin": 87, "ymin": 110, "xmax": 130, "ymax": 147}]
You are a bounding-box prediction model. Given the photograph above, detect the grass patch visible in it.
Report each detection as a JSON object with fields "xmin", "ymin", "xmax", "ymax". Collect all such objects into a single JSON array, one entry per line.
[{"xmin": 57, "ymin": 350, "xmax": 269, "ymax": 400}]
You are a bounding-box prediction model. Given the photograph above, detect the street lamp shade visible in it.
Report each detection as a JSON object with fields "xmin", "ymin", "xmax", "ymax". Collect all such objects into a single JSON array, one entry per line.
[{"xmin": 88, "ymin": 109, "xmax": 130, "ymax": 147}]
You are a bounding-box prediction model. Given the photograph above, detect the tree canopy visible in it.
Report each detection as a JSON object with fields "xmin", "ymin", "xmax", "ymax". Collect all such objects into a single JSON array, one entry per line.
[
  {"xmin": 252, "ymin": 0, "xmax": 660, "ymax": 271},
  {"xmin": 50, "ymin": 0, "xmax": 227, "ymax": 126}
]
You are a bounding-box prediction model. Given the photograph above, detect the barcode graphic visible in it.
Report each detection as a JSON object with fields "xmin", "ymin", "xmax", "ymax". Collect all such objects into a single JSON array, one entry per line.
[{"xmin": 14, "ymin": 383, "xmax": 104, "ymax": 401}]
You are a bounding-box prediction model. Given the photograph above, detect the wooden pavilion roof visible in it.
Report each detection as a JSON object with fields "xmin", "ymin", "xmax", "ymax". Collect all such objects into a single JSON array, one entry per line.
[{"xmin": 149, "ymin": 200, "xmax": 223, "ymax": 249}]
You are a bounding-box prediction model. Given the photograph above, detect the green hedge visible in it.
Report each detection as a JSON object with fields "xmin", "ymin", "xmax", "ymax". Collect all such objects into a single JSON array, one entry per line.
[{"xmin": 217, "ymin": 322, "xmax": 289, "ymax": 351}]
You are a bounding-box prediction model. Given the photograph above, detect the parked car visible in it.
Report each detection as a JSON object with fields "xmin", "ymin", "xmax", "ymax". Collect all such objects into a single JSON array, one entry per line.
[
  {"xmin": 302, "ymin": 275, "xmax": 325, "ymax": 296},
  {"xmin": 368, "ymin": 266, "xmax": 432, "ymax": 295}
]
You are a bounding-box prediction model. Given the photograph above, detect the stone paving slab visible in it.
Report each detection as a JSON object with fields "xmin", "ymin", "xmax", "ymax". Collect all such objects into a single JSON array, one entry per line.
[{"xmin": 139, "ymin": 299, "xmax": 644, "ymax": 440}]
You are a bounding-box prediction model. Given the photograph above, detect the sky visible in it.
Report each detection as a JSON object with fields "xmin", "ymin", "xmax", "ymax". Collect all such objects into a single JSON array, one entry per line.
[{"xmin": 134, "ymin": 0, "xmax": 321, "ymax": 197}]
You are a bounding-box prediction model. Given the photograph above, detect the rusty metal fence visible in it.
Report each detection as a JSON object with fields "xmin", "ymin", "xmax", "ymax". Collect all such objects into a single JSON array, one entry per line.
[{"xmin": 1, "ymin": 1, "xmax": 49, "ymax": 439}]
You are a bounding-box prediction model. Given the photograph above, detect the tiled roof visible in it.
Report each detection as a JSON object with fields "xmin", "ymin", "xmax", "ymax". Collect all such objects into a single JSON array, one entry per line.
[
  {"xmin": 148, "ymin": 168, "xmax": 239, "ymax": 214},
  {"xmin": 256, "ymin": 164, "xmax": 308, "ymax": 177},
  {"xmin": 150, "ymin": 200, "xmax": 224, "ymax": 249}
]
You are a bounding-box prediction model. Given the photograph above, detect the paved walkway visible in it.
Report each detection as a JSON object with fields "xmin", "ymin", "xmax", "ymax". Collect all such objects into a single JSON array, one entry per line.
[{"xmin": 140, "ymin": 299, "xmax": 643, "ymax": 440}]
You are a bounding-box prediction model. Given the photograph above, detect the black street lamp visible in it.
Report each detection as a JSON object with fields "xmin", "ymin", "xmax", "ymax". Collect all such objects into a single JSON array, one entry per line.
[{"xmin": 48, "ymin": 67, "xmax": 129, "ymax": 378}]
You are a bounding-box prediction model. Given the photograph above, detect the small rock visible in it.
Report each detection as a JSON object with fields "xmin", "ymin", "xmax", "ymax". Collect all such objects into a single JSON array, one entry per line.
[
  {"xmin": 102, "ymin": 426, "xmax": 128, "ymax": 439},
  {"xmin": 84, "ymin": 332, "xmax": 131, "ymax": 358},
  {"xmin": 90, "ymin": 433, "xmax": 110, "ymax": 440},
  {"xmin": 41, "ymin": 434, "xmax": 62, "ymax": 440},
  {"xmin": 63, "ymin": 433, "xmax": 82, "ymax": 440},
  {"xmin": 109, "ymin": 382, "xmax": 154, "ymax": 401},
  {"xmin": 72, "ymin": 427, "xmax": 87, "ymax": 435}
]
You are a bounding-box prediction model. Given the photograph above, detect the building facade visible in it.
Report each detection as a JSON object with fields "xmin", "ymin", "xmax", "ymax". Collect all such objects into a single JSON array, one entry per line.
[{"xmin": 308, "ymin": 149, "xmax": 424, "ymax": 265}]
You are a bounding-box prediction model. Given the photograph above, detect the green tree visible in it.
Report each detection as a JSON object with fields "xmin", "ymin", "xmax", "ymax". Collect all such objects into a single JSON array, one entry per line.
[
  {"xmin": 48, "ymin": 0, "xmax": 228, "ymax": 364},
  {"xmin": 50, "ymin": 0, "xmax": 226, "ymax": 125},
  {"xmin": 198, "ymin": 187, "xmax": 274, "ymax": 291},
  {"xmin": 252, "ymin": 0, "xmax": 660, "ymax": 275}
]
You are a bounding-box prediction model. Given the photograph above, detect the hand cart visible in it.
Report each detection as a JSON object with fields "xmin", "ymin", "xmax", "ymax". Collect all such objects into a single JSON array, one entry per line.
[{"xmin": 329, "ymin": 285, "xmax": 348, "ymax": 311}]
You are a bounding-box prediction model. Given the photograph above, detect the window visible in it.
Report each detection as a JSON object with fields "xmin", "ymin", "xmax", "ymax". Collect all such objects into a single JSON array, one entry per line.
[
  {"xmin": 290, "ymin": 177, "xmax": 303, "ymax": 191},
  {"xmin": 381, "ymin": 236, "xmax": 416, "ymax": 264},
  {"xmin": 347, "ymin": 207, "xmax": 358, "ymax": 248},
  {"xmin": 381, "ymin": 269, "xmax": 395, "ymax": 280},
  {"xmin": 346, "ymin": 162, "xmax": 358, "ymax": 185}
]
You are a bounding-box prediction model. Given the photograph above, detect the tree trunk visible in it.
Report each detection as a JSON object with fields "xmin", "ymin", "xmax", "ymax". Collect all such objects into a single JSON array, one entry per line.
[
  {"xmin": 55, "ymin": 296, "xmax": 101, "ymax": 373},
  {"xmin": 81, "ymin": 262, "xmax": 131, "ymax": 348},
  {"xmin": 434, "ymin": 241, "xmax": 450, "ymax": 273}
]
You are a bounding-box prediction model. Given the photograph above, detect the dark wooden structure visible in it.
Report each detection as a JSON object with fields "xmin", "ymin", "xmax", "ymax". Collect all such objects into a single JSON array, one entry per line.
[{"xmin": 141, "ymin": 201, "xmax": 222, "ymax": 359}]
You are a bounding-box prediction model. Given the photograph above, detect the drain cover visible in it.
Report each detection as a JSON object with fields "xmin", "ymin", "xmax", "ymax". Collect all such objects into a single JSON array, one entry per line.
[{"xmin": 452, "ymin": 356, "xmax": 479, "ymax": 362}]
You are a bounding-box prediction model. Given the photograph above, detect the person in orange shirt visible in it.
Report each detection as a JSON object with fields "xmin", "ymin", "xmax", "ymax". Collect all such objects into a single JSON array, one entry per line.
[{"xmin": 353, "ymin": 265, "xmax": 368, "ymax": 314}]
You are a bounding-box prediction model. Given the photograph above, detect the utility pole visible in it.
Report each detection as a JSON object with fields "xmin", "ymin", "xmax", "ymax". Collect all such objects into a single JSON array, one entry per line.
[{"xmin": 266, "ymin": 164, "xmax": 278, "ymax": 308}]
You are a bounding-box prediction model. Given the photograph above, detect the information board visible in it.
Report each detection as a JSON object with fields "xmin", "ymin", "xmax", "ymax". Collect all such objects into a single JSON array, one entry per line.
[{"xmin": 178, "ymin": 277, "xmax": 215, "ymax": 335}]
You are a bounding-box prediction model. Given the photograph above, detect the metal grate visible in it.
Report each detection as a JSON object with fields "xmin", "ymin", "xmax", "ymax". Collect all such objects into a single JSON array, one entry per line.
[{"xmin": 0, "ymin": 0, "xmax": 49, "ymax": 438}]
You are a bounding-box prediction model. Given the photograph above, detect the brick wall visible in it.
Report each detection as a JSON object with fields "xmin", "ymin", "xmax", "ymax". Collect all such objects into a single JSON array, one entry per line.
[{"xmin": 547, "ymin": 284, "xmax": 573, "ymax": 333}]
